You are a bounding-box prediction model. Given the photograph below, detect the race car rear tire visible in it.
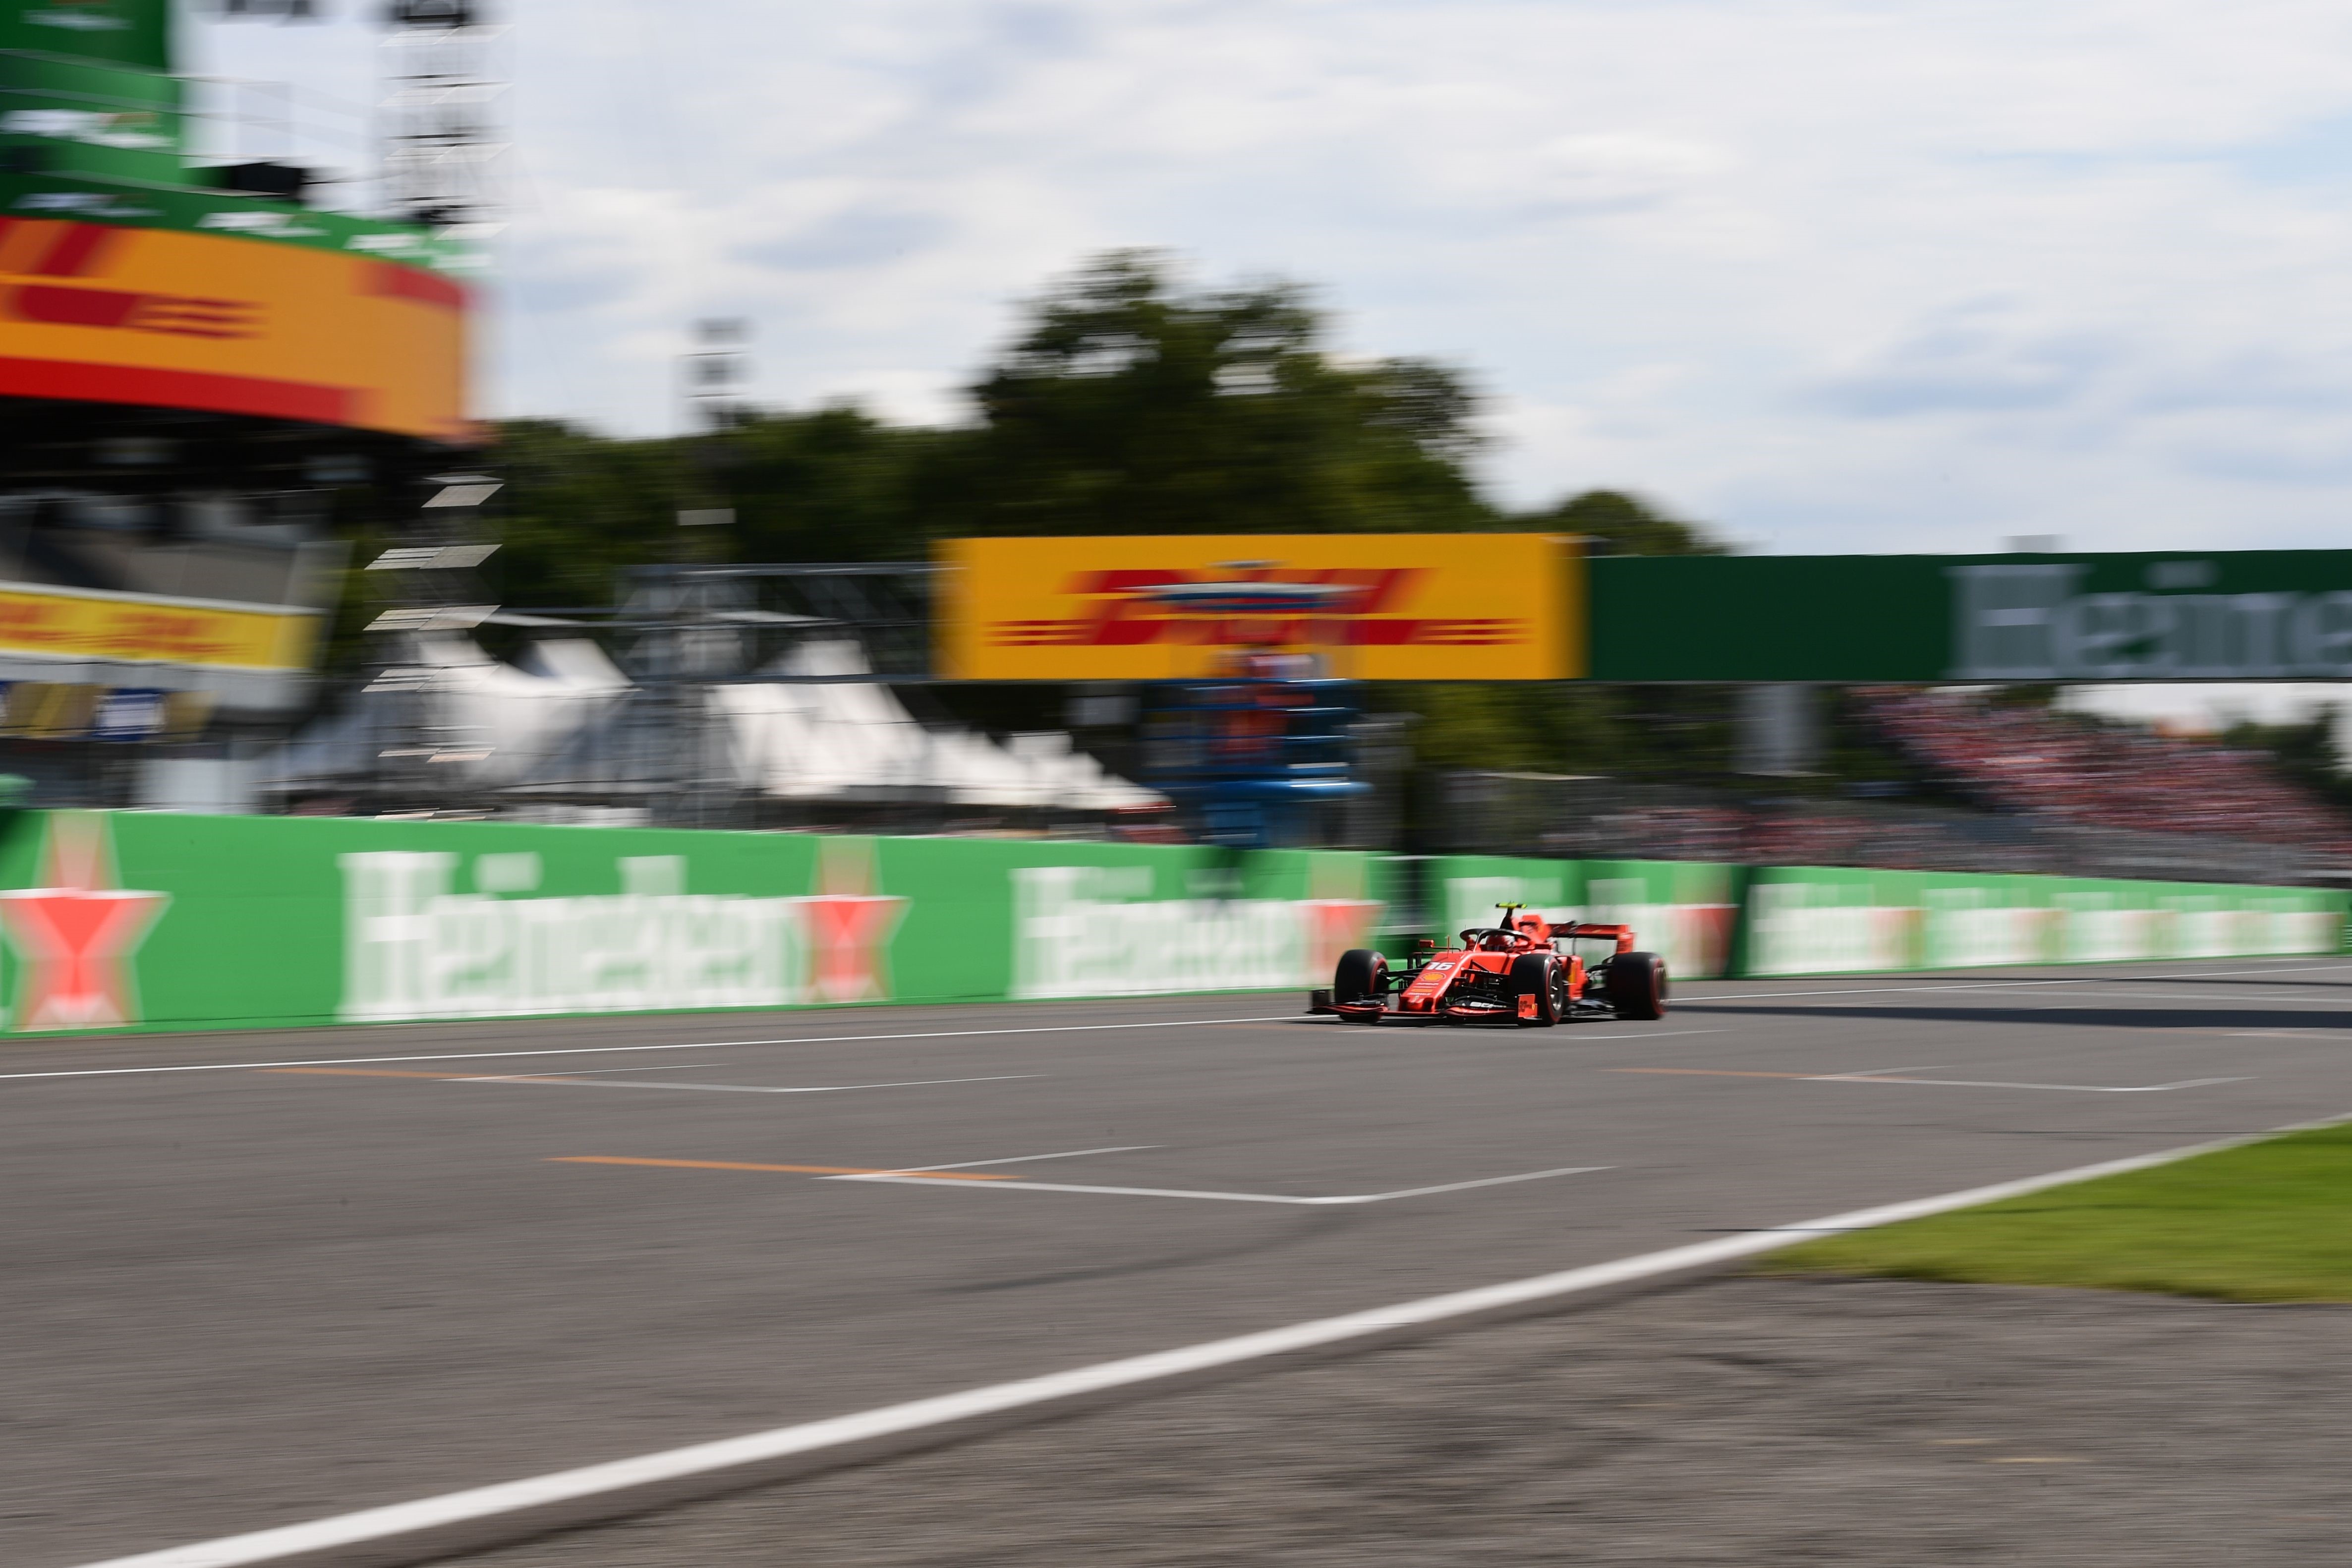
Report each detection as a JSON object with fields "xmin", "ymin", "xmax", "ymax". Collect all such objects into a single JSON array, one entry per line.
[
  {"xmin": 1607, "ymin": 951, "xmax": 1668, "ymax": 1020},
  {"xmin": 1334, "ymin": 949, "xmax": 1387, "ymax": 1018},
  {"xmin": 1509, "ymin": 952, "xmax": 1562, "ymax": 1027}
]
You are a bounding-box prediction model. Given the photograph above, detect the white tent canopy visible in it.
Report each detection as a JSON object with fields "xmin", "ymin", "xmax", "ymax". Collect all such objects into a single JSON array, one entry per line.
[
  {"xmin": 716, "ymin": 640, "xmax": 1160, "ymax": 810},
  {"xmin": 265, "ymin": 635, "xmax": 1161, "ymax": 814}
]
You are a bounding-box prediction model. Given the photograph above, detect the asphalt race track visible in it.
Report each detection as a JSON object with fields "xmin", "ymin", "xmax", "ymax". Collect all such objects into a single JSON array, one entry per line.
[{"xmin": 14, "ymin": 957, "xmax": 2352, "ymax": 1566}]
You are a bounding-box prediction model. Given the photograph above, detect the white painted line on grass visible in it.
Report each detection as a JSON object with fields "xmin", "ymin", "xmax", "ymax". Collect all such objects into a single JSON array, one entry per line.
[
  {"xmin": 835, "ymin": 1164, "xmax": 1612, "ymax": 1206},
  {"xmin": 455, "ymin": 1073, "xmax": 1041, "ymax": 1095},
  {"xmin": 79, "ymin": 1120, "xmax": 2344, "ymax": 1568},
  {"xmin": 0, "ymin": 1015, "xmax": 1303, "ymax": 1084}
]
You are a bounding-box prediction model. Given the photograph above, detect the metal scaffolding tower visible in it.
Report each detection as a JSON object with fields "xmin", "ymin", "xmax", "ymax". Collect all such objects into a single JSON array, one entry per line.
[{"xmin": 380, "ymin": 0, "xmax": 504, "ymax": 228}]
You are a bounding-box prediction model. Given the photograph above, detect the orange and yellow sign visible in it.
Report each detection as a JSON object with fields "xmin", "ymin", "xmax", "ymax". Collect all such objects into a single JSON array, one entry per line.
[
  {"xmin": 0, "ymin": 218, "xmax": 467, "ymax": 440},
  {"xmin": 0, "ymin": 582, "xmax": 320, "ymax": 672},
  {"xmin": 937, "ymin": 534, "xmax": 1585, "ymax": 681}
]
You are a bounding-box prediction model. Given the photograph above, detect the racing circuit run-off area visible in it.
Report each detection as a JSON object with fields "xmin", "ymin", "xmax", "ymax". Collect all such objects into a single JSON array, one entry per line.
[{"xmin": 14, "ymin": 954, "xmax": 2352, "ymax": 1567}]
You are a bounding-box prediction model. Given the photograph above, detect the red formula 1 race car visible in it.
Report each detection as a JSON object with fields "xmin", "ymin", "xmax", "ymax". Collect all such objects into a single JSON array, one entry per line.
[{"xmin": 1309, "ymin": 903, "xmax": 1666, "ymax": 1026}]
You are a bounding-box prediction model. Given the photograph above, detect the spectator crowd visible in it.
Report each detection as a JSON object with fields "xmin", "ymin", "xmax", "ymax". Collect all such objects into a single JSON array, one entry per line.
[{"xmin": 1854, "ymin": 688, "xmax": 2352, "ymax": 861}]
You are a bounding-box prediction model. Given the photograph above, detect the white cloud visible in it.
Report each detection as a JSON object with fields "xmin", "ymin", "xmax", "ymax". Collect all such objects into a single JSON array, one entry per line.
[{"xmin": 192, "ymin": 0, "xmax": 2352, "ymax": 550}]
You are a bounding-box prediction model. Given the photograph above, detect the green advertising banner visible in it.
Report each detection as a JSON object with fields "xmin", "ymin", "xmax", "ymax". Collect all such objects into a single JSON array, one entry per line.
[
  {"xmin": 0, "ymin": 51, "xmax": 181, "ymax": 184},
  {"xmin": 0, "ymin": 812, "xmax": 1391, "ymax": 1034},
  {"xmin": 1423, "ymin": 855, "xmax": 1743, "ymax": 979},
  {"xmin": 0, "ymin": 811, "xmax": 2334, "ymax": 1034},
  {"xmin": 1590, "ymin": 549, "xmax": 2352, "ymax": 683},
  {"xmin": 0, "ymin": 173, "xmax": 478, "ymax": 276},
  {"xmin": 0, "ymin": 0, "xmax": 468, "ymax": 277},
  {"xmin": 1417, "ymin": 853, "xmax": 2342, "ymax": 979},
  {"xmin": 1740, "ymin": 865, "xmax": 2345, "ymax": 976},
  {"xmin": 0, "ymin": 0, "xmax": 170, "ymax": 70}
]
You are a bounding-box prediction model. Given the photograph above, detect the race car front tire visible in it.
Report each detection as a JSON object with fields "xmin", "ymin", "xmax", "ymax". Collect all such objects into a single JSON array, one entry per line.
[
  {"xmin": 1606, "ymin": 951, "xmax": 1668, "ymax": 1020},
  {"xmin": 1334, "ymin": 949, "xmax": 1387, "ymax": 1019},
  {"xmin": 1508, "ymin": 952, "xmax": 1562, "ymax": 1027}
]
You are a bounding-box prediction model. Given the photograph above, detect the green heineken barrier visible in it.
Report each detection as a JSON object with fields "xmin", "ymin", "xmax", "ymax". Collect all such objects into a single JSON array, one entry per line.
[
  {"xmin": 1419, "ymin": 851, "xmax": 2344, "ymax": 979},
  {"xmin": 0, "ymin": 809, "xmax": 2333, "ymax": 1034},
  {"xmin": 1422, "ymin": 856, "xmax": 1744, "ymax": 978},
  {"xmin": 1741, "ymin": 865, "xmax": 2347, "ymax": 976},
  {"xmin": 0, "ymin": 811, "xmax": 1391, "ymax": 1035}
]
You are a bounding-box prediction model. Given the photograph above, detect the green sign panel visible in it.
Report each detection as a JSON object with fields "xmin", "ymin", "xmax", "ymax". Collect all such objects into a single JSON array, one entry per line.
[
  {"xmin": 0, "ymin": 812, "xmax": 1392, "ymax": 1035},
  {"xmin": 0, "ymin": 0, "xmax": 467, "ymax": 276},
  {"xmin": 1421, "ymin": 851, "xmax": 2343, "ymax": 979},
  {"xmin": 1741, "ymin": 865, "xmax": 2343, "ymax": 974},
  {"xmin": 0, "ymin": 173, "xmax": 479, "ymax": 274},
  {"xmin": 1590, "ymin": 549, "xmax": 2352, "ymax": 682},
  {"xmin": 0, "ymin": 51, "xmax": 182, "ymax": 184},
  {"xmin": 0, "ymin": 0, "xmax": 170, "ymax": 70},
  {"xmin": 0, "ymin": 810, "xmax": 2334, "ymax": 1035}
]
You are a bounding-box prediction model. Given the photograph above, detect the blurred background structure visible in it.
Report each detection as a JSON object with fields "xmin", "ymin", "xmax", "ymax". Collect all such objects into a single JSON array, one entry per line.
[
  {"xmin": 3, "ymin": 8, "xmax": 2351, "ymax": 885},
  {"xmin": 0, "ymin": 0, "xmax": 474, "ymax": 812}
]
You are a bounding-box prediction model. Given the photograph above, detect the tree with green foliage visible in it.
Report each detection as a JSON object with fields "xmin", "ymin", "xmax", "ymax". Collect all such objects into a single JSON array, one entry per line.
[
  {"xmin": 475, "ymin": 249, "xmax": 1504, "ymax": 615},
  {"xmin": 927, "ymin": 250, "xmax": 1493, "ymax": 538},
  {"xmin": 1531, "ymin": 489, "xmax": 1726, "ymax": 558},
  {"xmin": 407, "ymin": 251, "xmax": 1736, "ymax": 812},
  {"xmin": 2222, "ymin": 711, "xmax": 2352, "ymax": 817}
]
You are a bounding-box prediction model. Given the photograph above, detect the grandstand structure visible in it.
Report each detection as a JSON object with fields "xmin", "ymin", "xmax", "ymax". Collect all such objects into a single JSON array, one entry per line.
[
  {"xmin": 259, "ymin": 560, "xmax": 1170, "ymax": 832},
  {"xmin": 1855, "ymin": 688, "xmax": 2352, "ymax": 861},
  {"xmin": 0, "ymin": 0, "xmax": 473, "ymax": 806},
  {"xmin": 1448, "ymin": 688, "xmax": 2352, "ymax": 887}
]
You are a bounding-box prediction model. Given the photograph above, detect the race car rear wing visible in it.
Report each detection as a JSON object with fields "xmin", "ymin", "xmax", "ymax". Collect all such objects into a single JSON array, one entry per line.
[{"xmin": 1545, "ymin": 922, "xmax": 1636, "ymax": 955}]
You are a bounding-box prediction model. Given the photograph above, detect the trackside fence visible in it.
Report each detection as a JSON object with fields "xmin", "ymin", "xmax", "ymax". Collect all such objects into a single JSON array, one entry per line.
[{"xmin": 0, "ymin": 811, "xmax": 2339, "ymax": 1035}]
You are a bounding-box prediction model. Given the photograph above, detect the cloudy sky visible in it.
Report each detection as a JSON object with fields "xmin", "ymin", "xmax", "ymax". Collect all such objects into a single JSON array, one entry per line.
[{"xmin": 194, "ymin": 1, "xmax": 2352, "ymax": 554}]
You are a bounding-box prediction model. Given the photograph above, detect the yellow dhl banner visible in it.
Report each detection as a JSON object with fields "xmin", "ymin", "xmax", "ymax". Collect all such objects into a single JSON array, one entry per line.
[
  {"xmin": 0, "ymin": 583, "xmax": 320, "ymax": 672},
  {"xmin": 0, "ymin": 219, "xmax": 468, "ymax": 441},
  {"xmin": 937, "ymin": 533, "xmax": 1586, "ymax": 681}
]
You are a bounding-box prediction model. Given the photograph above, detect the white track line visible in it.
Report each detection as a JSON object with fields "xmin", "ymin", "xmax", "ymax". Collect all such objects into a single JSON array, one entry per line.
[
  {"xmin": 456, "ymin": 1073, "xmax": 1041, "ymax": 1095},
  {"xmin": 12, "ymin": 960, "xmax": 2348, "ymax": 1086},
  {"xmin": 1816, "ymin": 1073, "xmax": 2245, "ymax": 1094},
  {"xmin": 0, "ymin": 1015, "xmax": 1301, "ymax": 1083},
  {"xmin": 1578, "ymin": 1028, "xmax": 1726, "ymax": 1041},
  {"xmin": 833, "ymin": 1164, "xmax": 1612, "ymax": 1206},
  {"xmin": 485, "ymin": 1063, "xmax": 733, "ymax": 1077},
  {"xmin": 80, "ymin": 1120, "xmax": 2343, "ymax": 1568},
  {"xmin": 1680, "ymin": 960, "xmax": 2352, "ymax": 1005},
  {"xmin": 861, "ymin": 1145, "xmax": 1160, "ymax": 1173},
  {"xmin": 2008, "ymin": 989, "xmax": 2352, "ymax": 1006}
]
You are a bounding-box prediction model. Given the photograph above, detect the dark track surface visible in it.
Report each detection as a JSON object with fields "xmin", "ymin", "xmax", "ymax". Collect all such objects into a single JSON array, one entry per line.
[
  {"xmin": 445, "ymin": 1277, "xmax": 2352, "ymax": 1568},
  {"xmin": 16, "ymin": 957, "xmax": 2352, "ymax": 1566}
]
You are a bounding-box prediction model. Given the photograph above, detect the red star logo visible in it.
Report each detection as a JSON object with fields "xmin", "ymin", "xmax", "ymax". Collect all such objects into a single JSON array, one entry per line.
[
  {"xmin": 801, "ymin": 838, "xmax": 906, "ymax": 1003},
  {"xmin": 0, "ymin": 813, "xmax": 169, "ymax": 1031}
]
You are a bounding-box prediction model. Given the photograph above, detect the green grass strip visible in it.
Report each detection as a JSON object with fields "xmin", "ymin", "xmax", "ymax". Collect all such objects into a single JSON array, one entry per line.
[{"xmin": 1761, "ymin": 1122, "xmax": 2352, "ymax": 1302}]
